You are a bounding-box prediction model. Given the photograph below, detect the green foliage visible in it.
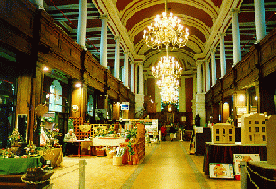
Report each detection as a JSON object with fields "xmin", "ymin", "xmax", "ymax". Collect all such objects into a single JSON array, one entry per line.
[{"xmin": 127, "ymin": 141, "xmax": 135, "ymax": 156}]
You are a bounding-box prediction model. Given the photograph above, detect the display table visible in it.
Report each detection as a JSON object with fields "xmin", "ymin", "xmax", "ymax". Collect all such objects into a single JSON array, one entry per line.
[
  {"xmin": 42, "ymin": 148, "xmax": 63, "ymax": 167},
  {"xmin": 65, "ymin": 138, "xmax": 125, "ymax": 157},
  {"xmin": 92, "ymin": 137, "xmax": 125, "ymax": 146},
  {"xmin": 65, "ymin": 140, "xmax": 93, "ymax": 157},
  {"xmin": 246, "ymin": 162, "xmax": 276, "ymax": 188},
  {"xmin": 0, "ymin": 156, "xmax": 42, "ymax": 175},
  {"xmin": 203, "ymin": 142, "xmax": 267, "ymax": 175}
]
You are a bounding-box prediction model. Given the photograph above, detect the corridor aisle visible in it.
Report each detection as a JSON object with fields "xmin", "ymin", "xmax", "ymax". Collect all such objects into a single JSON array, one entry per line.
[
  {"xmin": 51, "ymin": 141, "xmax": 241, "ymax": 189},
  {"xmin": 123, "ymin": 141, "xmax": 206, "ymax": 189}
]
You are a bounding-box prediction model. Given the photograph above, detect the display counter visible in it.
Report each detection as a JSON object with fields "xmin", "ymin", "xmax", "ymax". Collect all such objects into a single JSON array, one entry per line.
[
  {"xmin": 0, "ymin": 156, "xmax": 42, "ymax": 175},
  {"xmin": 203, "ymin": 142, "xmax": 267, "ymax": 175},
  {"xmin": 64, "ymin": 138, "xmax": 126, "ymax": 157}
]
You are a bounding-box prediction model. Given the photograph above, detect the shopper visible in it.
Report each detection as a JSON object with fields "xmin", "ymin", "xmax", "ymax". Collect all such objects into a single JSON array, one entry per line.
[
  {"xmin": 64, "ymin": 129, "xmax": 77, "ymax": 142},
  {"xmin": 161, "ymin": 124, "xmax": 167, "ymax": 141},
  {"xmin": 169, "ymin": 125, "xmax": 177, "ymax": 142},
  {"xmin": 63, "ymin": 129, "xmax": 78, "ymax": 156}
]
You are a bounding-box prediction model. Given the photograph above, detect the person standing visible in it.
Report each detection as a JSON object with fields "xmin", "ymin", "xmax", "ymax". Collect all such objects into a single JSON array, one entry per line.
[
  {"xmin": 169, "ymin": 125, "xmax": 177, "ymax": 142},
  {"xmin": 160, "ymin": 124, "xmax": 167, "ymax": 141}
]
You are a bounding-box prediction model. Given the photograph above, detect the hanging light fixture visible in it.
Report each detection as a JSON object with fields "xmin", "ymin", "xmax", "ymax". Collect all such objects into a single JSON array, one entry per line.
[
  {"xmin": 152, "ymin": 47, "xmax": 182, "ymax": 79},
  {"xmin": 156, "ymin": 75, "xmax": 179, "ymax": 89},
  {"xmin": 143, "ymin": 0, "xmax": 189, "ymax": 49},
  {"xmin": 160, "ymin": 86, "xmax": 179, "ymax": 104}
]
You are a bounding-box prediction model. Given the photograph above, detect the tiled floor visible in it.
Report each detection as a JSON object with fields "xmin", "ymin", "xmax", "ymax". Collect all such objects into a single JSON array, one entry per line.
[{"xmin": 49, "ymin": 141, "xmax": 241, "ymax": 189}]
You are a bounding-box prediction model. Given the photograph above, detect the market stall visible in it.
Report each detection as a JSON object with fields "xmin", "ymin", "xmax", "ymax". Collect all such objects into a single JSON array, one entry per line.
[{"xmin": 0, "ymin": 156, "xmax": 42, "ymax": 175}]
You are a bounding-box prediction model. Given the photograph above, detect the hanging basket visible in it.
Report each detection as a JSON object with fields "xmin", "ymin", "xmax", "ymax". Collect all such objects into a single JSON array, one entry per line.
[{"xmin": 79, "ymin": 125, "xmax": 91, "ymax": 133}]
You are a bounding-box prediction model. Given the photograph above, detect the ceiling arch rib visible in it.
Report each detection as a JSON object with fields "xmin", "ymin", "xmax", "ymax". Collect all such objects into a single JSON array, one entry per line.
[{"xmin": 119, "ymin": 0, "xmax": 220, "ymax": 26}]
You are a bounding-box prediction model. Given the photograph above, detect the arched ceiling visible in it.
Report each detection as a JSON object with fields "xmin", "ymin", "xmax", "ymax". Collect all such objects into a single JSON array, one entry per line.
[{"xmin": 44, "ymin": 0, "xmax": 276, "ymax": 77}]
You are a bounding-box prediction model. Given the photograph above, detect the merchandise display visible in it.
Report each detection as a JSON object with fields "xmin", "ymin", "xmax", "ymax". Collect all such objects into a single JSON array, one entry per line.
[
  {"xmin": 241, "ymin": 113, "xmax": 268, "ymax": 144},
  {"xmin": 212, "ymin": 123, "xmax": 235, "ymax": 144}
]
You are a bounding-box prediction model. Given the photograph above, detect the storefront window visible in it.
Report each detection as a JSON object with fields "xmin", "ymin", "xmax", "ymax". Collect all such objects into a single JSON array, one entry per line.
[{"xmin": 49, "ymin": 80, "xmax": 62, "ymax": 112}]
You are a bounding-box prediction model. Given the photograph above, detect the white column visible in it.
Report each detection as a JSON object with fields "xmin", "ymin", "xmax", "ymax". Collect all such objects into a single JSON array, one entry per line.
[
  {"xmin": 211, "ymin": 49, "xmax": 216, "ymax": 87},
  {"xmin": 232, "ymin": 9, "xmax": 241, "ymax": 66},
  {"xmin": 220, "ymin": 33, "xmax": 226, "ymax": 78},
  {"xmin": 121, "ymin": 66, "xmax": 124, "ymax": 83},
  {"xmin": 131, "ymin": 63, "xmax": 135, "ymax": 93},
  {"xmin": 205, "ymin": 61, "xmax": 211, "ymax": 91},
  {"xmin": 77, "ymin": 0, "xmax": 87, "ymax": 49},
  {"xmin": 124, "ymin": 52, "xmax": 129, "ymax": 87},
  {"xmin": 31, "ymin": 0, "xmax": 44, "ymax": 9},
  {"xmin": 114, "ymin": 36, "xmax": 120, "ymax": 79},
  {"xmin": 196, "ymin": 61, "xmax": 202, "ymax": 94},
  {"xmin": 255, "ymin": 0, "xmax": 266, "ymax": 42},
  {"xmin": 202, "ymin": 60, "xmax": 206, "ymax": 92},
  {"xmin": 100, "ymin": 16, "xmax": 108, "ymax": 68},
  {"xmin": 138, "ymin": 63, "xmax": 144, "ymax": 95}
]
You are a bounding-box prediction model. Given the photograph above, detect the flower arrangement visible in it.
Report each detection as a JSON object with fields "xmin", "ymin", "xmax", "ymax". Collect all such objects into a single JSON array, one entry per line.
[
  {"xmin": 25, "ymin": 142, "xmax": 37, "ymax": 155},
  {"xmin": 226, "ymin": 117, "xmax": 234, "ymax": 125},
  {"xmin": 95, "ymin": 127, "xmax": 108, "ymax": 137},
  {"xmin": 2, "ymin": 148, "xmax": 14, "ymax": 158},
  {"xmin": 9, "ymin": 128, "xmax": 22, "ymax": 146},
  {"xmin": 115, "ymin": 147, "xmax": 126, "ymax": 157}
]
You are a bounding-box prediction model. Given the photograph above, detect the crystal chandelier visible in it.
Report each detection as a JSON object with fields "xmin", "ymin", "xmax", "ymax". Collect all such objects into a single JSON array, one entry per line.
[
  {"xmin": 160, "ymin": 86, "xmax": 179, "ymax": 104},
  {"xmin": 152, "ymin": 47, "xmax": 182, "ymax": 79},
  {"xmin": 143, "ymin": 0, "xmax": 189, "ymax": 49},
  {"xmin": 156, "ymin": 75, "xmax": 179, "ymax": 89}
]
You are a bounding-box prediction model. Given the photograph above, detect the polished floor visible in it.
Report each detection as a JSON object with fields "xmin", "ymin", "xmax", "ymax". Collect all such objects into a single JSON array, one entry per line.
[{"xmin": 50, "ymin": 141, "xmax": 241, "ymax": 189}]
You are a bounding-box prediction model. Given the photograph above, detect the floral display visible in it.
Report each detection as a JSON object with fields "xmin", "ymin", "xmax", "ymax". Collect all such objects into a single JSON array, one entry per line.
[{"xmin": 9, "ymin": 128, "xmax": 23, "ymax": 146}]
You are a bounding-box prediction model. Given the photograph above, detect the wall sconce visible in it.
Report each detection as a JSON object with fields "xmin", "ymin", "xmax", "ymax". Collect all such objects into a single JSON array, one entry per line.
[
  {"xmin": 168, "ymin": 105, "xmax": 172, "ymax": 112},
  {"xmin": 43, "ymin": 66, "xmax": 49, "ymax": 72},
  {"xmin": 75, "ymin": 83, "xmax": 82, "ymax": 88},
  {"xmin": 72, "ymin": 105, "xmax": 79, "ymax": 112},
  {"xmin": 255, "ymin": 96, "xmax": 258, "ymax": 101}
]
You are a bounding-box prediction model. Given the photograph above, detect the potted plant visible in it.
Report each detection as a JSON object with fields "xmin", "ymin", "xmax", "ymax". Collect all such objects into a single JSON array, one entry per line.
[
  {"xmin": 127, "ymin": 141, "xmax": 135, "ymax": 165},
  {"xmin": 125, "ymin": 132, "xmax": 131, "ymax": 142}
]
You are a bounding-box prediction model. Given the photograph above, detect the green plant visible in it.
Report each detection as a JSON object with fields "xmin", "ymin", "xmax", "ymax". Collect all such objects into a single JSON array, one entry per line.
[
  {"xmin": 126, "ymin": 128, "xmax": 137, "ymax": 139},
  {"xmin": 127, "ymin": 141, "xmax": 135, "ymax": 162}
]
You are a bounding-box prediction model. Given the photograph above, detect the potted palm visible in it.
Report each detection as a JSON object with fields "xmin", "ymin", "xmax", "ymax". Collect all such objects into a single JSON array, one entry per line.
[{"xmin": 127, "ymin": 141, "xmax": 135, "ymax": 165}]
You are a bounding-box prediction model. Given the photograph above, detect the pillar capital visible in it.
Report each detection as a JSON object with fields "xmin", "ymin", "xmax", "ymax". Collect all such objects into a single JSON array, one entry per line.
[
  {"xmin": 196, "ymin": 59, "xmax": 205, "ymax": 66},
  {"xmin": 210, "ymin": 48, "xmax": 216, "ymax": 54},
  {"xmin": 231, "ymin": 8, "xmax": 240, "ymax": 14},
  {"xmin": 114, "ymin": 35, "xmax": 120, "ymax": 41},
  {"xmin": 219, "ymin": 32, "xmax": 226, "ymax": 37},
  {"xmin": 137, "ymin": 61, "xmax": 144, "ymax": 66},
  {"xmin": 100, "ymin": 15, "xmax": 109, "ymax": 20}
]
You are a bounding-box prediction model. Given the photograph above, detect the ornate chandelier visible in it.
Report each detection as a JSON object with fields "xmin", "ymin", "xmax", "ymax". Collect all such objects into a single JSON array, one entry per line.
[
  {"xmin": 156, "ymin": 75, "xmax": 179, "ymax": 89},
  {"xmin": 152, "ymin": 48, "xmax": 182, "ymax": 79},
  {"xmin": 160, "ymin": 86, "xmax": 179, "ymax": 104},
  {"xmin": 143, "ymin": 0, "xmax": 189, "ymax": 49}
]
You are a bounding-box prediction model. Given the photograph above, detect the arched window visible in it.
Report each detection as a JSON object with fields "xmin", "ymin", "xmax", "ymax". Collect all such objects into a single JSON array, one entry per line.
[{"xmin": 49, "ymin": 80, "xmax": 62, "ymax": 112}]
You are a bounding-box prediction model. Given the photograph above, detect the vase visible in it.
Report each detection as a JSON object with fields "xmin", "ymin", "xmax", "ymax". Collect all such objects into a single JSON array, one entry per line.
[{"xmin": 128, "ymin": 160, "xmax": 133, "ymax": 165}]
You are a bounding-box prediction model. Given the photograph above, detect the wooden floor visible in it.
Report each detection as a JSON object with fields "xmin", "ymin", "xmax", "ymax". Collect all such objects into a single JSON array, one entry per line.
[{"xmin": 50, "ymin": 141, "xmax": 241, "ymax": 189}]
